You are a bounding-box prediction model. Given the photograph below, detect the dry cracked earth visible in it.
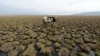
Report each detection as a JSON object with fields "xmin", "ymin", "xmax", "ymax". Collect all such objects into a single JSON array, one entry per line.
[{"xmin": 0, "ymin": 16, "xmax": 100, "ymax": 56}]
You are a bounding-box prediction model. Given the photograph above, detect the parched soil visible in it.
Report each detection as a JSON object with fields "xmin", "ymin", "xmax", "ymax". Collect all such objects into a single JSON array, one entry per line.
[{"xmin": 0, "ymin": 16, "xmax": 100, "ymax": 56}]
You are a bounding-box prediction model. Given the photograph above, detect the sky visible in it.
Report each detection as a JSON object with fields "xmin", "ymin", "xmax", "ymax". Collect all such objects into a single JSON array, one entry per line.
[{"xmin": 0, "ymin": 0, "xmax": 100, "ymax": 15}]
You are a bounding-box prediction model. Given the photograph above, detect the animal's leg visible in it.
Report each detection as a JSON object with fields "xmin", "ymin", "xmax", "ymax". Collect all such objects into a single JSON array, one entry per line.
[
  {"xmin": 50, "ymin": 22, "xmax": 52, "ymax": 26},
  {"xmin": 45, "ymin": 22, "xmax": 47, "ymax": 27},
  {"xmin": 51, "ymin": 22, "xmax": 54, "ymax": 27},
  {"xmin": 43, "ymin": 22, "xmax": 44, "ymax": 26},
  {"xmin": 47, "ymin": 22, "xmax": 50, "ymax": 27},
  {"xmin": 43, "ymin": 22, "xmax": 46, "ymax": 27},
  {"xmin": 43, "ymin": 22, "xmax": 45, "ymax": 26},
  {"xmin": 49, "ymin": 22, "xmax": 51, "ymax": 27}
]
